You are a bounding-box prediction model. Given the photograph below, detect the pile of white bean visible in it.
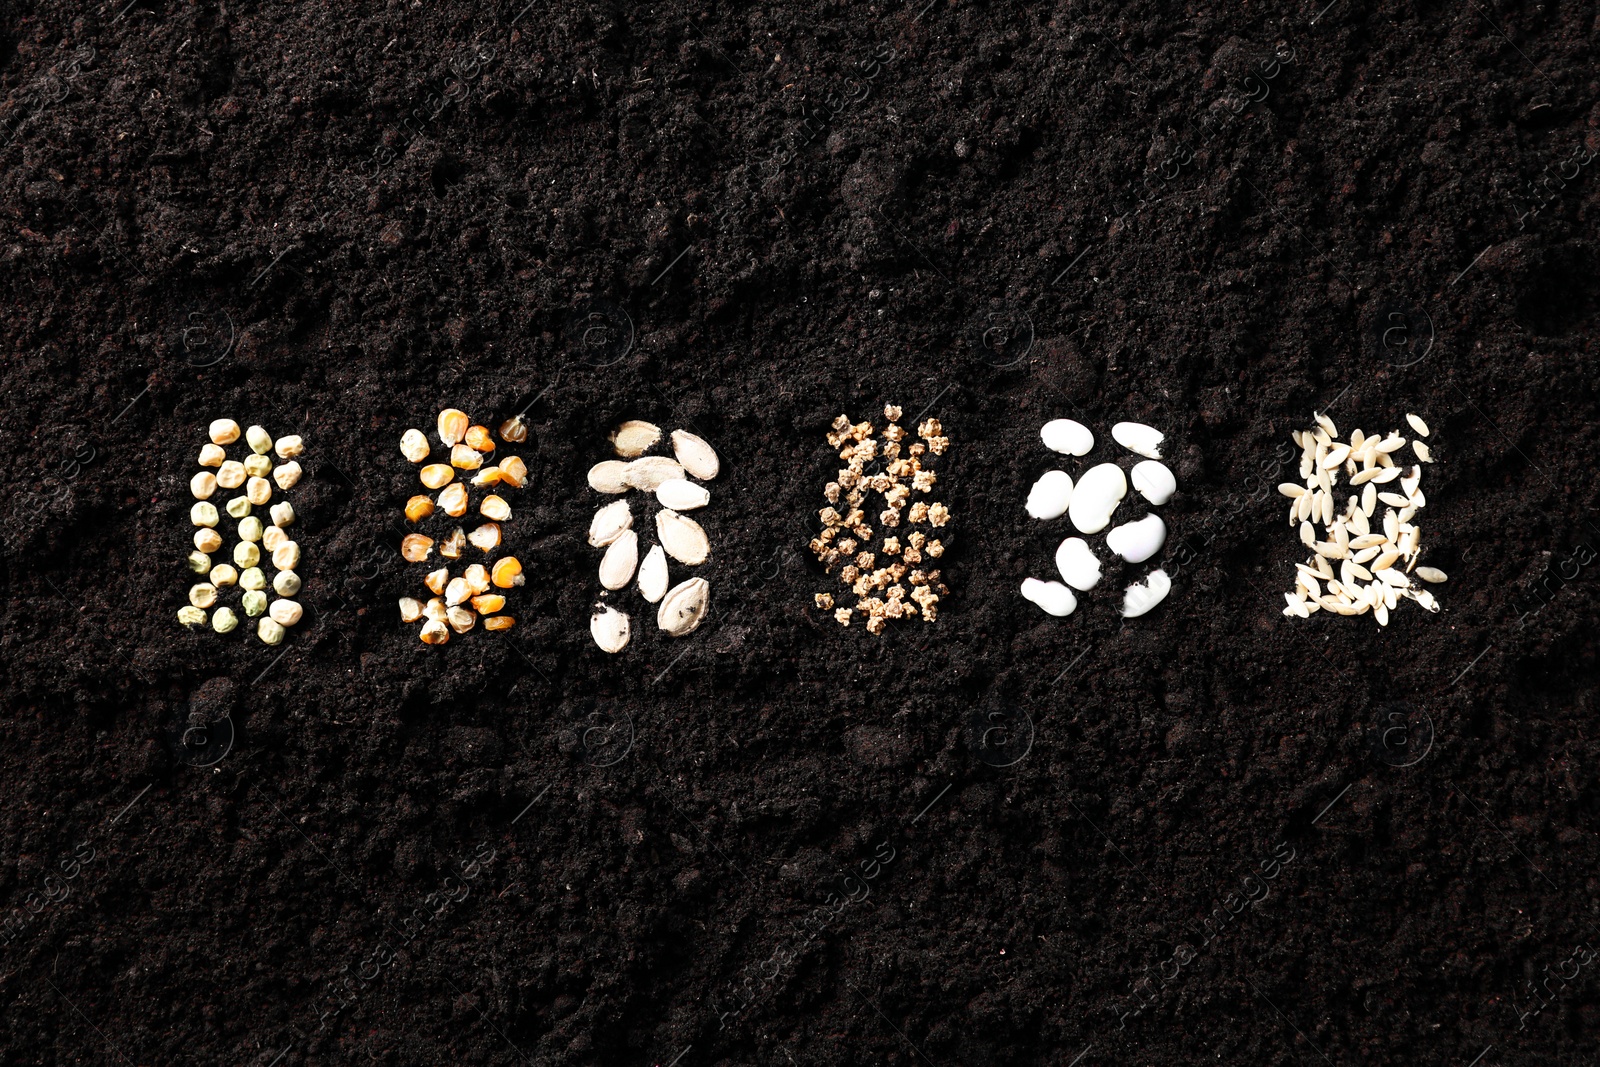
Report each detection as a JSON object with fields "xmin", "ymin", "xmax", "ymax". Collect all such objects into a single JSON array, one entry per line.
[{"xmin": 1021, "ymin": 420, "xmax": 1177, "ymax": 619}]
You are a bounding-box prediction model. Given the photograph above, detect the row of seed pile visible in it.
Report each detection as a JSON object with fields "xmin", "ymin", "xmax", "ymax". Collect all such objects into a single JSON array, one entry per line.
[
  {"xmin": 811, "ymin": 406, "xmax": 950, "ymax": 634},
  {"xmin": 180, "ymin": 420, "xmax": 305, "ymax": 644},
  {"xmin": 587, "ymin": 420, "xmax": 719, "ymax": 653},
  {"xmin": 397, "ymin": 409, "xmax": 527, "ymax": 644},
  {"xmin": 1280, "ymin": 411, "xmax": 1445, "ymax": 625}
]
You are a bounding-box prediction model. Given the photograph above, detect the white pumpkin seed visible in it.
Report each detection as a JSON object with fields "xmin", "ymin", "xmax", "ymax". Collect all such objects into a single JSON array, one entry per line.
[
  {"xmin": 610, "ymin": 420, "xmax": 662, "ymax": 458},
  {"xmin": 1414, "ymin": 441, "xmax": 1433, "ymax": 463},
  {"xmin": 1406, "ymin": 413, "xmax": 1429, "ymax": 437},
  {"xmin": 657, "ymin": 478, "xmax": 710, "ymax": 511},
  {"xmin": 590, "ymin": 604, "xmax": 631, "ymax": 652},
  {"xmin": 656, "ymin": 508, "xmax": 710, "ymax": 565},
  {"xmin": 670, "ymin": 430, "xmax": 720, "ymax": 480},
  {"xmin": 600, "ymin": 530, "xmax": 640, "ymax": 590},
  {"xmin": 588, "ymin": 460, "xmax": 629, "ymax": 494},
  {"xmin": 657, "ymin": 577, "xmax": 710, "ymax": 636},
  {"xmin": 623, "ymin": 455, "xmax": 686, "ymax": 491},
  {"xmin": 638, "ymin": 544, "xmax": 670, "ymax": 603},
  {"xmin": 588, "ymin": 499, "xmax": 633, "ymax": 547}
]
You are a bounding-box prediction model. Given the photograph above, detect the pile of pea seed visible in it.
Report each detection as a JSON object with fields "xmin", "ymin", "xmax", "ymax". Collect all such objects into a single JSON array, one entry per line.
[{"xmin": 179, "ymin": 419, "xmax": 305, "ymax": 645}]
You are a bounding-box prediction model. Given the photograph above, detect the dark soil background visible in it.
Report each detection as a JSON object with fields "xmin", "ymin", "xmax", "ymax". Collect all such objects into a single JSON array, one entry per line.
[{"xmin": 2, "ymin": 0, "xmax": 1599, "ymax": 1063}]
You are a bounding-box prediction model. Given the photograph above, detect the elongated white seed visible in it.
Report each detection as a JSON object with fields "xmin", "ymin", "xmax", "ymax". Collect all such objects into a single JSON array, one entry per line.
[
  {"xmin": 670, "ymin": 430, "xmax": 720, "ymax": 480},
  {"xmin": 600, "ymin": 530, "xmax": 640, "ymax": 590},
  {"xmin": 656, "ymin": 508, "xmax": 710, "ymax": 565},
  {"xmin": 623, "ymin": 455, "xmax": 686, "ymax": 491},
  {"xmin": 591, "ymin": 604, "xmax": 631, "ymax": 652},
  {"xmin": 657, "ymin": 478, "xmax": 710, "ymax": 511},
  {"xmin": 657, "ymin": 577, "xmax": 710, "ymax": 636},
  {"xmin": 1021, "ymin": 577, "xmax": 1077, "ymax": 616},
  {"xmin": 1406, "ymin": 413, "xmax": 1429, "ymax": 437},
  {"xmin": 1416, "ymin": 566, "xmax": 1447, "ymax": 583},
  {"xmin": 638, "ymin": 544, "xmax": 670, "ymax": 603},
  {"xmin": 588, "ymin": 461, "xmax": 629, "ymax": 494},
  {"xmin": 610, "ymin": 420, "xmax": 661, "ymax": 458},
  {"xmin": 588, "ymin": 499, "xmax": 633, "ymax": 547}
]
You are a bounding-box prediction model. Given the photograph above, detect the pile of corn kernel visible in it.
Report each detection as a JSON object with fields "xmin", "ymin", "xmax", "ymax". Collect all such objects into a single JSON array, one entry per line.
[
  {"xmin": 396, "ymin": 408, "xmax": 527, "ymax": 645},
  {"xmin": 180, "ymin": 419, "xmax": 305, "ymax": 645},
  {"xmin": 811, "ymin": 405, "xmax": 950, "ymax": 634}
]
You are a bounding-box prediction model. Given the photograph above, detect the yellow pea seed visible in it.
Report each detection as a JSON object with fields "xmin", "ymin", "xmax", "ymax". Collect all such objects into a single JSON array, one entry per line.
[
  {"xmin": 246, "ymin": 476, "xmax": 272, "ymax": 505},
  {"xmin": 274, "ymin": 435, "xmax": 304, "ymax": 459},
  {"xmin": 272, "ymin": 541, "xmax": 301, "ymax": 570},
  {"xmin": 273, "ymin": 462, "xmax": 302, "ymax": 491},
  {"xmin": 233, "ymin": 541, "xmax": 261, "ymax": 568},
  {"xmin": 209, "ymin": 563, "xmax": 238, "ymax": 587},
  {"xmin": 209, "ymin": 419, "xmax": 241, "ymax": 444},
  {"xmin": 194, "ymin": 528, "xmax": 223, "ymax": 553},
  {"xmin": 188, "ymin": 551, "xmax": 212, "ymax": 574},
  {"xmin": 238, "ymin": 516, "xmax": 263, "ymax": 542},
  {"xmin": 212, "ymin": 606, "xmax": 239, "ymax": 633},
  {"xmin": 257, "ymin": 617, "xmax": 286, "ymax": 646},
  {"xmin": 178, "ymin": 605, "xmax": 207, "ymax": 628},
  {"xmin": 189, "ymin": 583, "xmax": 218, "ymax": 608},
  {"xmin": 199, "ymin": 444, "xmax": 226, "ymax": 467},
  {"xmin": 191, "ymin": 502, "xmax": 219, "ymax": 527},
  {"xmin": 246, "ymin": 425, "xmax": 273, "ymax": 454},
  {"xmin": 216, "ymin": 460, "xmax": 245, "ymax": 488},
  {"xmin": 191, "ymin": 471, "xmax": 217, "ymax": 500},
  {"xmin": 243, "ymin": 453, "xmax": 272, "ymax": 478}
]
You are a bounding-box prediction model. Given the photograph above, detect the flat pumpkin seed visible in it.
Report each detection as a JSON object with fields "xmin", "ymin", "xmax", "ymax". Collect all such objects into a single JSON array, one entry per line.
[
  {"xmin": 622, "ymin": 455, "xmax": 686, "ymax": 491},
  {"xmin": 670, "ymin": 430, "xmax": 720, "ymax": 480},
  {"xmin": 610, "ymin": 420, "xmax": 661, "ymax": 458},
  {"xmin": 600, "ymin": 530, "xmax": 640, "ymax": 590},
  {"xmin": 588, "ymin": 499, "xmax": 633, "ymax": 548},
  {"xmin": 590, "ymin": 604, "xmax": 630, "ymax": 652},
  {"xmin": 656, "ymin": 508, "xmax": 709, "ymax": 565},
  {"xmin": 588, "ymin": 460, "xmax": 629, "ymax": 494},
  {"xmin": 657, "ymin": 577, "xmax": 710, "ymax": 636}
]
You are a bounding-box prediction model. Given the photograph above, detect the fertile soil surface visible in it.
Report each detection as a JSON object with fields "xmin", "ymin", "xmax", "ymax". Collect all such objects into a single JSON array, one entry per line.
[{"xmin": 2, "ymin": 0, "xmax": 1598, "ymax": 1064}]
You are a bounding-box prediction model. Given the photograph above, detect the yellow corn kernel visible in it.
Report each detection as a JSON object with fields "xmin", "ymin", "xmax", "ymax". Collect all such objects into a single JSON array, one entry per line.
[
  {"xmin": 399, "ymin": 597, "xmax": 423, "ymax": 622},
  {"xmin": 483, "ymin": 614, "xmax": 515, "ymax": 631},
  {"xmin": 439, "ymin": 482, "xmax": 469, "ymax": 517},
  {"xmin": 450, "ymin": 443, "xmax": 484, "ymax": 470},
  {"xmin": 424, "ymin": 597, "xmax": 448, "ymax": 621},
  {"xmin": 468, "ymin": 523, "xmax": 501, "ymax": 552},
  {"xmin": 437, "ymin": 408, "xmax": 469, "ymax": 446},
  {"xmin": 472, "ymin": 467, "xmax": 505, "ymax": 487},
  {"xmin": 447, "ymin": 606, "xmax": 476, "ymax": 633},
  {"xmin": 479, "ymin": 494, "xmax": 510, "ymax": 520},
  {"xmin": 498, "ymin": 415, "xmax": 527, "ymax": 443},
  {"xmin": 439, "ymin": 527, "xmax": 466, "ymax": 559},
  {"xmin": 470, "ymin": 593, "xmax": 505, "ymax": 614},
  {"xmin": 400, "ymin": 428, "xmax": 430, "ymax": 463},
  {"xmin": 425, "ymin": 567, "xmax": 449, "ymax": 595},
  {"xmin": 465, "ymin": 425, "xmax": 495, "ymax": 452},
  {"xmin": 445, "ymin": 577, "xmax": 471, "ymax": 606},
  {"xmin": 491, "ymin": 557, "xmax": 524, "ymax": 588},
  {"xmin": 498, "ymin": 455, "xmax": 527, "ymax": 488},
  {"xmin": 405, "ymin": 495, "xmax": 435, "ymax": 522},
  {"xmin": 419, "ymin": 618, "xmax": 450, "ymax": 644},
  {"xmin": 420, "ymin": 464, "xmax": 454, "ymax": 489},
  {"xmin": 401, "ymin": 534, "xmax": 434, "ymax": 562},
  {"xmin": 463, "ymin": 564, "xmax": 490, "ymax": 594}
]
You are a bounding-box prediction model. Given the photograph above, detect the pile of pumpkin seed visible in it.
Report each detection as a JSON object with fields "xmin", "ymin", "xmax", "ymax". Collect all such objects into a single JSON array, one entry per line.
[
  {"xmin": 586, "ymin": 420, "xmax": 719, "ymax": 653},
  {"xmin": 180, "ymin": 420, "xmax": 305, "ymax": 645},
  {"xmin": 811, "ymin": 405, "xmax": 950, "ymax": 634},
  {"xmin": 397, "ymin": 409, "xmax": 527, "ymax": 645}
]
